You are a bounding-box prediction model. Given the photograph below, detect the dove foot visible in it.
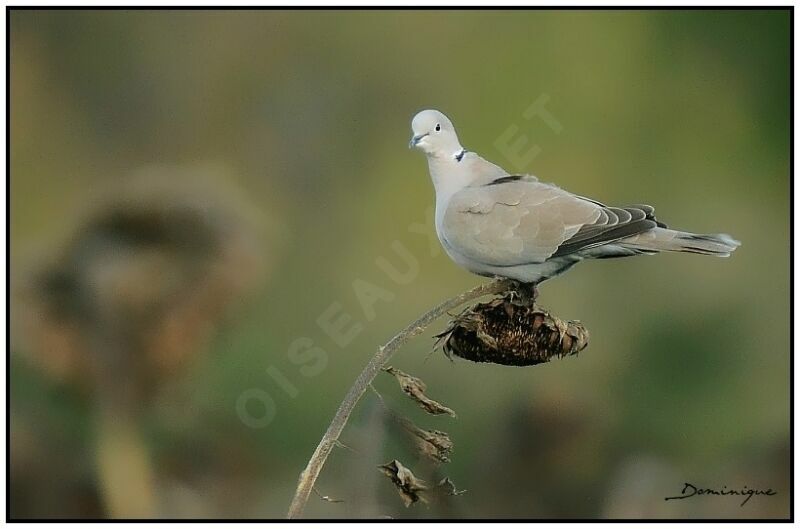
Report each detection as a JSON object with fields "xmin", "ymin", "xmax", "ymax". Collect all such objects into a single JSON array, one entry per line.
[{"xmin": 504, "ymin": 279, "xmax": 539, "ymax": 305}]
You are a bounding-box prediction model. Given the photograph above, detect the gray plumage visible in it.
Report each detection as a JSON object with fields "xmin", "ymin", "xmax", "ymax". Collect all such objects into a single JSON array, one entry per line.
[{"xmin": 410, "ymin": 109, "xmax": 740, "ymax": 284}]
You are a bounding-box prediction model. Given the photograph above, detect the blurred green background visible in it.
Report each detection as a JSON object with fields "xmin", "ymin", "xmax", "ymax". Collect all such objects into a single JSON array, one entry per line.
[{"xmin": 10, "ymin": 9, "xmax": 790, "ymax": 519}]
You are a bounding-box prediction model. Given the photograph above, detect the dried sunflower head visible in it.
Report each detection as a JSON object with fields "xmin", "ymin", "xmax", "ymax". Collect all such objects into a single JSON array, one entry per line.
[{"xmin": 435, "ymin": 294, "xmax": 589, "ymax": 366}]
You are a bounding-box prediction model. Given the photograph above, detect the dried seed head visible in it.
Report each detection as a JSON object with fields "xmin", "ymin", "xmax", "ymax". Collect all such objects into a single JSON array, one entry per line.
[
  {"xmin": 14, "ymin": 174, "xmax": 264, "ymax": 391},
  {"xmin": 435, "ymin": 294, "xmax": 589, "ymax": 366}
]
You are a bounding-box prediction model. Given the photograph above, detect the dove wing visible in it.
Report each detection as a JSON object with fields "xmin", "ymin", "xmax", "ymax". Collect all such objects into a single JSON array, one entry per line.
[{"xmin": 441, "ymin": 179, "xmax": 659, "ymax": 266}]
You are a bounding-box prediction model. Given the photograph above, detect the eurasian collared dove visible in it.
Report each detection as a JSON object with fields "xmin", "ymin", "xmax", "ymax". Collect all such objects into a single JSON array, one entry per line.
[{"xmin": 410, "ymin": 109, "xmax": 740, "ymax": 285}]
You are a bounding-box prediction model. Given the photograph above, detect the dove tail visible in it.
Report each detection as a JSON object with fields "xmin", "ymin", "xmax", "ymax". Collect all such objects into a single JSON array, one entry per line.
[{"xmin": 620, "ymin": 228, "xmax": 741, "ymax": 257}]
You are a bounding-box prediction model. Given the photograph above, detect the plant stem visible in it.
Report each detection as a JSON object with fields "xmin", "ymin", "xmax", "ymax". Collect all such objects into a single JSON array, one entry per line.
[{"xmin": 286, "ymin": 278, "xmax": 511, "ymax": 518}]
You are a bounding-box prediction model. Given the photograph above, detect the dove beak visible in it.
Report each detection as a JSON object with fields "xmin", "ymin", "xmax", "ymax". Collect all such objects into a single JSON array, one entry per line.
[{"xmin": 409, "ymin": 133, "xmax": 428, "ymax": 149}]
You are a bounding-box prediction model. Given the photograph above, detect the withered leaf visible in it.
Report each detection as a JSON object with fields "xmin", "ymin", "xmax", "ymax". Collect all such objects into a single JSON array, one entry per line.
[
  {"xmin": 383, "ymin": 366, "xmax": 456, "ymax": 417},
  {"xmin": 396, "ymin": 416, "xmax": 453, "ymax": 463},
  {"xmin": 378, "ymin": 459, "xmax": 427, "ymax": 507},
  {"xmin": 437, "ymin": 477, "xmax": 467, "ymax": 496}
]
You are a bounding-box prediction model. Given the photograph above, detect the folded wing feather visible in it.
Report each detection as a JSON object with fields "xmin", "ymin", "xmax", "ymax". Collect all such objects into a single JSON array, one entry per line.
[{"xmin": 442, "ymin": 178, "xmax": 662, "ymax": 266}]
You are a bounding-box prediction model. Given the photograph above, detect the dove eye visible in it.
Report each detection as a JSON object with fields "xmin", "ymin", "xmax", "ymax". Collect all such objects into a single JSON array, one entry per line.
[{"xmin": 435, "ymin": 123, "xmax": 441, "ymax": 132}]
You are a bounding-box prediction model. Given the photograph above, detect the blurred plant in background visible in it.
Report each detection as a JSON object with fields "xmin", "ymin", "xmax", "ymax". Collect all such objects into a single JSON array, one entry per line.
[
  {"xmin": 13, "ymin": 167, "xmax": 267, "ymax": 517},
  {"xmin": 10, "ymin": 9, "xmax": 789, "ymax": 519}
]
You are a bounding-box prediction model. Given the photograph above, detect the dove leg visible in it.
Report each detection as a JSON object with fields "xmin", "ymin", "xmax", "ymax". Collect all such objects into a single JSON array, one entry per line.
[
  {"xmin": 505, "ymin": 279, "xmax": 539, "ymax": 304},
  {"xmin": 523, "ymin": 281, "xmax": 540, "ymax": 302}
]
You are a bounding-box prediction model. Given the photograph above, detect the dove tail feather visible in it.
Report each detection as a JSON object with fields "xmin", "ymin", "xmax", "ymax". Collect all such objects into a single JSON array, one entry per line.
[{"xmin": 619, "ymin": 228, "xmax": 741, "ymax": 257}]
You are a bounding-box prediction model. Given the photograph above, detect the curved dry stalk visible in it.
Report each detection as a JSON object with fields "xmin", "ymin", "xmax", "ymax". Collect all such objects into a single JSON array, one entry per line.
[{"xmin": 286, "ymin": 278, "xmax": 511, "ymax": 518}]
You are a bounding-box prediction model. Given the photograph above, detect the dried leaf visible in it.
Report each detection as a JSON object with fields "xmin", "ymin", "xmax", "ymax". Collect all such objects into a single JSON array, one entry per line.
[
  {"xmin": 383, "ymin": 366, "xmax": 456, "ymax": 417},
  {"xmin": 397, "ymin": 416, "xmax": 453, "ymax": 463},
  {"xmin": 437, "ymin": 477, "xmax": 467, "ymax": 496},
  {"xmin": 378, "ymin": 459, "xmax": 427, "ymax": 507}
]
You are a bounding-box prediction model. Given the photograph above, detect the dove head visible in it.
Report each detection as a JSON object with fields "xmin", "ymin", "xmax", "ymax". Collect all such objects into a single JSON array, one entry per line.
[{"xmin": 409, "ymin": 109, "xmax": 463, "ymax": 158}]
